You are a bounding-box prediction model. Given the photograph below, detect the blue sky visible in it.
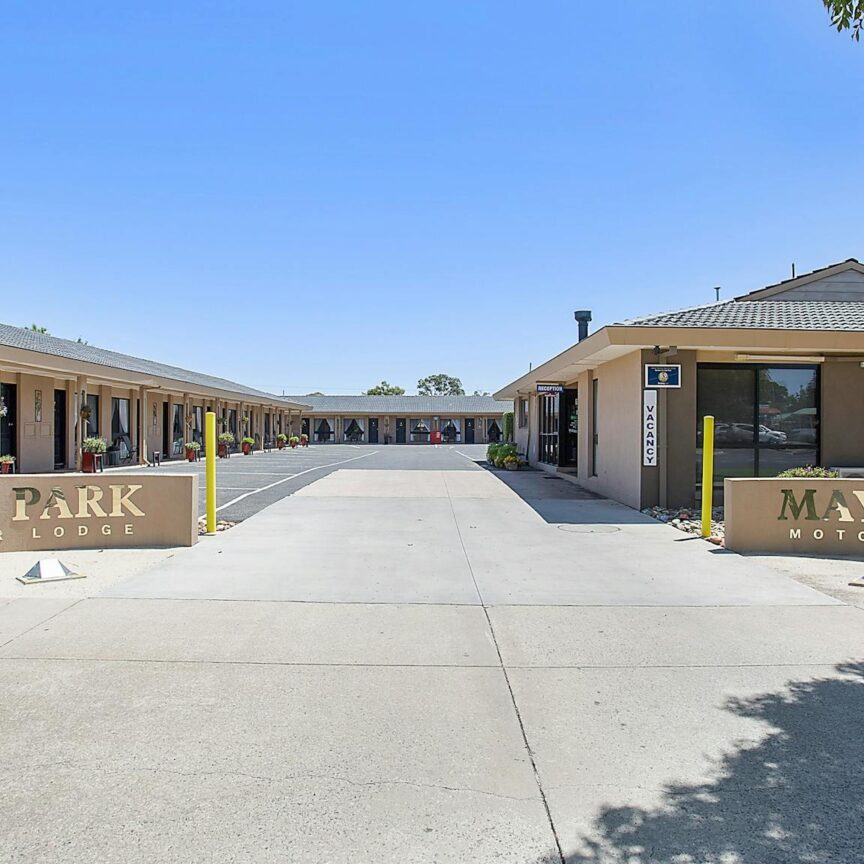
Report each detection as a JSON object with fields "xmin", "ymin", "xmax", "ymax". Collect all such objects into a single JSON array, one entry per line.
[{"xmin": 1, "ymin": 1, "xmax": 861, "ymax": 394}]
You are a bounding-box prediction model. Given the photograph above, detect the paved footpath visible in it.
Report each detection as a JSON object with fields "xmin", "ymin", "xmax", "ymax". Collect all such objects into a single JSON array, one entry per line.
[{"xmin": 1, "ymin": 445, "xmax": 863, "ymax": 863}]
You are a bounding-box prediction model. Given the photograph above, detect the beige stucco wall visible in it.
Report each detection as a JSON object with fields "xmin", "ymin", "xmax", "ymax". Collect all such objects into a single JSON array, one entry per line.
[
  {"xmin": 821, "ymin": 360, "xmax": 864, "ymax": 467},
  {"xmin": 578, "ymin": 350, "xmax": 643, "ymax": 509}
]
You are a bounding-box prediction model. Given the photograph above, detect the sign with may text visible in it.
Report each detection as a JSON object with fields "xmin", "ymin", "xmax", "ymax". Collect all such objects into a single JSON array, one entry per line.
[
  {"xmin": 0, "ymin": 474, "xmax": 197, "ymax": 553},
  {"xmin": 725, "ymin": 478, "xmax": 864, "ymax": 555}
]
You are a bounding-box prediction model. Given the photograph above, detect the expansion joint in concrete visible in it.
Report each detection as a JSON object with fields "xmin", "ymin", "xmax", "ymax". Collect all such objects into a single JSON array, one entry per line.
[{"xmin": 441, "ymin": 473, "xmax": 566, "ymax": 864}]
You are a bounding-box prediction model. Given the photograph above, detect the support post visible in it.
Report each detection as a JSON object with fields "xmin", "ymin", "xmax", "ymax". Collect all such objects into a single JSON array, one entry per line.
[
  {"xmin": 206, "ymin": 411, "xmax": 216, "ymax": 535},
  {"xmin": 701, "ymin": 415, "xmax": 714, "ymax": 538}
]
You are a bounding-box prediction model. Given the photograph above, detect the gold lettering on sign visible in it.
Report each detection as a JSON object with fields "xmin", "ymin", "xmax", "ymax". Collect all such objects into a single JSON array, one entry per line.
[
  {"xmin": 78, "ymin": 525, "xmax": 88, "ymax": 537},
  {"xmin": 109, "ymin": 485, "xmax": 145, "ymax": 518},
  {"xmin": 101, "ymin": 525, "xmax": 111, "ymax": 536},
  {"xmin": 822, "ymin": 490, "xmax": 854, "ymax": 523},
  {"xmin": 853, "ymin": 491, "xmax": 864, "ymax": 520},
  {"xmin": 12, "ymin": 487, "xmax": 40, "ymax": 521},
  {"xmin": 777, "ymin": 489, "xmax": 818, "ymax": 521},
  {"xmin": 76, "ymin": 485, "xmax": 107, "ymax": 518},
  {"xmin": 39, "ymin": 488, "xmax": 74, "ymax": 521}
]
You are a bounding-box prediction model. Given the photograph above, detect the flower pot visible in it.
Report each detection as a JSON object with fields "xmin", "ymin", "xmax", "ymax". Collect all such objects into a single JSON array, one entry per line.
[
  {"xmin": 218, "ymin": 443, "xmax": 228, "ymax": 458},
  {"xmin": 290, "ymin": 442, "xmax": 297, "ymax": 449},
  {"xmin": 242, "ymin": 443, "xmax": 252, "ymax": 455},
  {"xmin": 186, "ymin": 449, "xmax": 197, "ymax": 462},
  {"xmin": 277, "ymin": 440, "xmax": 284, "ymax": 449},
  {"xmin": 82, "ymin": 452, "xmax": 97, "ymax": 473},
  {"xmin": 0, "ymin": 462, "xmax": 11, "ymax": 474}
]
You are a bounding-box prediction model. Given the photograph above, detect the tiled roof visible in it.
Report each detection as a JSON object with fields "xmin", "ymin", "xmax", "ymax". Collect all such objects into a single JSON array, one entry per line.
[
  {"xmin": 0, "ymin": 323, "xmax": 299, "ymax": 403},
  {"xmin": 283, "ymin": 394, "xmax": 512, "ymax": 414},
  {"xmin": 616, "ymin": 300, "xmax": 864, "ymax": 331}
]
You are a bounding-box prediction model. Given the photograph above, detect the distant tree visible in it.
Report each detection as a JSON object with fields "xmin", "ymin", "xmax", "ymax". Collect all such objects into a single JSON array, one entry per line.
[
  {"xmin": 364, "ymin": 381, "xmax": 405, "ymax": 395},
  {"xmin": 76, "ymin": 337, "xmax": 88, "ymax": 345},
  {"xmin": 27, "ymin": 324, "xmax": 49, "ymax": 333},
  {"xmin": 305, "ymin": 391, "xmax": 325, "ymax": 396},
  {"xmin": 417, "ymin": 374, "xmax": 465, "ymax": 396},
  {"xmin": 823, "ymin": 0, "xmax": 864, "ymax": 39},
  {"xmin": 472, "ymin": 390, "xmax": 491, "ymax": 396}
]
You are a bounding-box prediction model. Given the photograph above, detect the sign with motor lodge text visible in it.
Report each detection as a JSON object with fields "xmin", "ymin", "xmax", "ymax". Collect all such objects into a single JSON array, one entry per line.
[
  {"xmin": 725, "ymin": 478, "xmax": 864, "ymax": 555},
  {"xmin": 0, "ymin": 474, "xmax": 197, "ymax": 553}
]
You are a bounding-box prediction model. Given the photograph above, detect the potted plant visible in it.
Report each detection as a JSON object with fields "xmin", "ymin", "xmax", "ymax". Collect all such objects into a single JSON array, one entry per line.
[
  {"xmin": 0, "ymin": 454, "xmax": 14, "ymax": 475},
  {"xmin": 300, "ymin": 433, "xmax": 309, "ymax": 447},
  {"xmin": 503, "ymin": 454, "xmax": 519, "ymax": 471},
  {"xmin": 82, "ymin": 436, "xmax": 108, "ymax": 472},
  {"xmin": 185, "ymin": 440, "xmax": 201, "ymax": 462},
  {"xmin": 277, "ymin": 433, "xmax": 288, "ymax": 449},
  {"xmin": 289, "ymin": 435, "xmax": 300, "ymax": 449},
  {"xmin": 242, "ymin": 436, "xmax": 255, "ymax": 455},
  {"xmin": 218, "ymin": 432, "xmax": 234, "ymax": 458}
]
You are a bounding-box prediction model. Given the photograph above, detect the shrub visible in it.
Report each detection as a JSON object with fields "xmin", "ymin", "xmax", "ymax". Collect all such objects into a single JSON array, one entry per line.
[
  {"xmin": 289, "ymin": 436, "xmax": 300, "ymax": 445},
  {"xmin": 242, "ymin": 436, "xmax": 255, "ymax": 446},
  {"xmin": 503, "ymin": 411, "xmax": 514, "ymax": 442},
  {"xmin": 0, "ymin": 454, "xmax": 14, "ymax": 463},
  {"xmin": 777, "ymin": 466, "xmax": 840, "ymax": 479},
  {"xmin": 218, "ymin": 432, "xmax": 234, "ymax": 444},
  {"xmin": 82, "ymin": 436, "xmax": 108, "ymax": 454},
  {"xmin": 185, "ymin": 441, "xmax": 201, "ymax": 451},
  {"xmin": 487, "ymin": 443, "xmax": 502, "ymax": 464},
  {"xmin": 277, "ymin": 433, "xmax": 288, "ymax": 442}
]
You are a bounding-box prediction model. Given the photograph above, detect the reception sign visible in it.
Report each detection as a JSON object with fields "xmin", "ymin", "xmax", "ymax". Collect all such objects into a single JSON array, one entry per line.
[
  {"xmin": 0, "ymin": 474, "xmax": 198, "ymax": 553},
  {"xmin": 725, "ymin": 478, "xmax": 864, "ymax": 555}
]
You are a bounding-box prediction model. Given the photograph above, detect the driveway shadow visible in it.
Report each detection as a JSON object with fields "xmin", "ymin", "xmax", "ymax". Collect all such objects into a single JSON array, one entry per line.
[
  {"xmin": 486, "ymin": 466, "xmax": 656, "ymax": 526},
  {"xmin": 533, "ymin": 660, "xmax": 864, "ymax": 863}
]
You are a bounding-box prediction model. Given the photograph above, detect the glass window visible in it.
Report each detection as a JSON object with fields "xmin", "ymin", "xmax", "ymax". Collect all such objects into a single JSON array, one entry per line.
[
  {"xmin": 172, "ymin": 405, "xmax": 184, "ymax": 455},
  {"xmin": 410, "ymin": 418, "xmax": 430, "ymax": 442},
  {"xmin": 440, "ymin": 419, "xmax": 460, "ymax": 442},
  {"xmin": 518, "ymin": 398, "xmax": 529, "ymax": 428},
  {"xmin": 344, "ymin": 418, "xmax": 365, "ymax": 441},
  {"xmin": 538, "ymin": 394, "xmax": 558, "ymax": 463},
  {"xmin": 315, "ymin": 418, "xmax": 333, "ymax": 442},
  {"xmin": 192, "ymin": 406, "xmax": 204, "ymax": 444},
  {"xmin": 84, "ymin": 394, "xmax": 99, "ymax": 437},
  {"xmin": 697, "ymin": 365, "xmax": 820, "ymax": 486},
  {"xmin": 111, "ymin": 397, "xmax": 130, "ymax": 439}
]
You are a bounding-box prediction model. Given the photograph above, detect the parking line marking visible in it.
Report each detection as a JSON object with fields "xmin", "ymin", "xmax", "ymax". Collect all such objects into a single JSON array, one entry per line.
[{"xmin": 214, "ymin": 451, "xmax": 379, "ymax": 514}]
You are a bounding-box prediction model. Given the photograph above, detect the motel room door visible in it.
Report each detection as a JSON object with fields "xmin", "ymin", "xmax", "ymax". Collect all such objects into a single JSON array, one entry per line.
[
  {"xmin": 558, "ymin": 388, "xmax": 578, "ymax": 468},
  {"xmin": 368, "ymin": 417, "xmax": 379, "ymax": 444},
  {"xmin": 464, "ymin": 418, "xmax": 475, "ymax": 444},
  {"xmin": 395, "ymin": 418, "xmax": 407, "ymax": 444},
  {"xmin": 53, "ymin": 389, "xmax": 66, "ymax": 469}
]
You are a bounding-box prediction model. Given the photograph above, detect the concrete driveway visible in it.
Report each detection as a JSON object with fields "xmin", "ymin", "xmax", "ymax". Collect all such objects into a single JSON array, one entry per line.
[{"xmin": 1, "ymin": 445, "xmax": 863, "ymax": 863}]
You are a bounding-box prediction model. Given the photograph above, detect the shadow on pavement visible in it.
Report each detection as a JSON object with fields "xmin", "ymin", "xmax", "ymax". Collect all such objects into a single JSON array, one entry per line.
[
  {"xmin": 534, "ymin": 660, "xmax": 864, "ymax": 863},
  {"xmin": 486, "ymin": 465, "xmax": 656, "ymax": 526}
]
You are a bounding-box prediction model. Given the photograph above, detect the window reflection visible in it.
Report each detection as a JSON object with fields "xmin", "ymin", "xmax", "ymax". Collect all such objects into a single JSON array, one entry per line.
[{"xmin": 696, "ymin": 365, "xmax": 819, "ymax": 484}]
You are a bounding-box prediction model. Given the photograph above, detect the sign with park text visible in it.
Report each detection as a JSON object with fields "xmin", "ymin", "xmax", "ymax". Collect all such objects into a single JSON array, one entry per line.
[{"xmin": 0, "ymin": 474, "xmax": 198, "ymax": 553}]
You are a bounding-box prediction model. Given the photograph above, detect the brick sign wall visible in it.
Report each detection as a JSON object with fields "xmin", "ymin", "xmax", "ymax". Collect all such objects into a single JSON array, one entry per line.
[
  {"xmin": 725, "ymin": 477, "xmax": 864, "ymax": 555},
  {"xmin": 0, "ymin": 475, "xmax": 197, "ymax": 553}
]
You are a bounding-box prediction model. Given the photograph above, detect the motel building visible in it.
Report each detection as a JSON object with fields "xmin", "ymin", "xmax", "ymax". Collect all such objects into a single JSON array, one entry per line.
[
  {"xmin": 0, "ymin": 324, "xmax": 309, "ymax": 473},
  {"xmin": 495, "ymin": 258, "xmax": 864, "ymax": 511},
  {"xmin": 289, "ymin": 395, "xmax": 512, "ymax": 445}
]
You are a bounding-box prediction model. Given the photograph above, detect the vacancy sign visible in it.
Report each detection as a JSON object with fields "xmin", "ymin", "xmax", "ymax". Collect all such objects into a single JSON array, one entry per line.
[{"xmin": 643, "ymin": 389, "xmax": 658, "ymax": 467}]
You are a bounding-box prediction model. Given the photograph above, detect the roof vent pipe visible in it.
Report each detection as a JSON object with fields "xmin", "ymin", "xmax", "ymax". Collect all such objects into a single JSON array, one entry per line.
[{"xmin": 574, "ymin": 310, "xmax": 592, "ymax": 342}]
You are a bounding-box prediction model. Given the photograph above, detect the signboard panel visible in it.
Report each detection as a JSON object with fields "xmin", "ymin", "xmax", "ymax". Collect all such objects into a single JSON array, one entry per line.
[
  {"xmin": 643, "ymin": 389, "xmax": 658, "ymax": 467},
  {"xmin": 725, "ymin": 478, "xmax": 864, "ymax": 554},
  {"xmin": 0, "ymin": 474, "xmax": 198, "ymax": 553},
  {"xmin": 645, "ymin": 364, "xmax": 681, "ymax": 388},
  {"xmin": 536, "ymin": 383, "xmax": 564, "ymax": 394}
]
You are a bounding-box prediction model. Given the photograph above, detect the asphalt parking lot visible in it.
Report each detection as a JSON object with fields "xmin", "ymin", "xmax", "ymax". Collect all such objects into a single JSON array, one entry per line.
[{"xmin": 126, "ymin": 444, "xmax": 489, "ymax": 521}]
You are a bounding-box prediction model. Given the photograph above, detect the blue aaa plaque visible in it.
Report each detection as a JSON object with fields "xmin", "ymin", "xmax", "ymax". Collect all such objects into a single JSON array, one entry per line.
[{"xmin": 644, "ymin": 364, "xmax": 681, "ymax": 388}]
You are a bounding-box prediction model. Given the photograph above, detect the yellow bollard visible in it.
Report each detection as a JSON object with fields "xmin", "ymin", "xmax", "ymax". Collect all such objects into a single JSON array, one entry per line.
[
  {"xmin": 205, "ymin": 411, "xmax": 216, "ymax": 535},
  {"xmin": 701, "ymin": 414, "xmax": 715, "ymax": 538}
]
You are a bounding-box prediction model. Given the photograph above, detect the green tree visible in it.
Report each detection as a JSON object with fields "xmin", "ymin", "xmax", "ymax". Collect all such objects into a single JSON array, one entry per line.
[
  {"xmin": 363, "ymin": 381, "xmax": 405, "ymax": 395},
  {"xmin": 417, "ymin": 374, "xmax": 465, "ymax": 396},
  {"xmin": 473, "ymin": 390, "xmax": 491, "ymax": 396},
  {"xmin": 823, "ymin": 0, "xmax": 864, "ymax": 39},
  {"xmin": 27, "ymin": 324, "xmax": 49, "ymax": 333}
]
